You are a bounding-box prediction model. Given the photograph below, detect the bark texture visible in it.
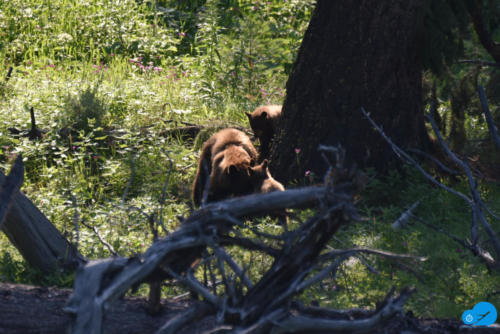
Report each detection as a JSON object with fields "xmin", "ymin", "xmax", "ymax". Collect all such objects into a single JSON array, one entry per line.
[{"xmin": 270, "ymin": 0, "xmax": 429, "ymax": 182}]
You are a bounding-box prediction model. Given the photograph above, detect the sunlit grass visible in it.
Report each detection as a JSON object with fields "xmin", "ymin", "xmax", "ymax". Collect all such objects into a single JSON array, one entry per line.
[{"xmin": 0, "ymin": 0, "xmax": 499, "ymax": 319}]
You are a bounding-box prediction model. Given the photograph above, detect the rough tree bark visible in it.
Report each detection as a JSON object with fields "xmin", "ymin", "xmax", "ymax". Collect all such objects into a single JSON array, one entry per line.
[{"xmin": 269, "ymin": 0, "xmax": 429, "ymax": 182}]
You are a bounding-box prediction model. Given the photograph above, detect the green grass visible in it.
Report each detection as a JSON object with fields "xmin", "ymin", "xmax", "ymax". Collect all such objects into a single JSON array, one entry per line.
[{"xmin": 0, "ymin": 0, "xmax": 499, "ymax": 320}]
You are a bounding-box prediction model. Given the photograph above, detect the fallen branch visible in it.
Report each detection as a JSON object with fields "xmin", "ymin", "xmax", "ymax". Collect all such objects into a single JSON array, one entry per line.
[
  {"xmin": 478, "ymin": 85, "xmax": 500, "ymax": 151},
  {"xmin": 271, "ymin": 288, "xmax": 415, "ymax": 334},
  {"xmin": 0, "ymin": 155, "xmax": 24, "ymax": 228},
  {"xmin": 155, "ymin": 301, "xmax": 214, "ymax": 334},
  {"xmin": 457, "ymin": 59, "xmax": 500, "ymax": 67},
  {"xmin": 425, "ymin": 113, "xmax": 500, "ymax": 266},
  {"xmin": 362, "ymin": 107, "xmax": 500, "ymax": 268},
  {"xmin": 391, "ymin": 200, "xmax": 421, "ymax": 230},
  {"xmin": 66, "ymin": 184, "xmax": 346, "ymax": 333},
  {"xmin": 80, "ymin": 221, "xmax": 118, "ymax": 256},
  {"xmin": 0, "ymin": 159, "xmax": 85, "ymax": 272}
]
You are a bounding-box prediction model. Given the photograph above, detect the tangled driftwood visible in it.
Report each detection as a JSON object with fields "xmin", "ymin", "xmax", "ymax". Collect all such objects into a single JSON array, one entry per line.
[{"xmin": 62, "ymin": 150, "xmax": 423, "ymax": 334}]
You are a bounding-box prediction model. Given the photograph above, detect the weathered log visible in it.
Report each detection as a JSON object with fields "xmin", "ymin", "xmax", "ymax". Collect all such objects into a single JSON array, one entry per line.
[
  {"xmin": 66, "ymin": 185, "xmax": 336, "ymax": 333},
  {"xmin": 0, "ymin": 156, "xmax": 24, "ymax": 228},
  {"xmin": 0, "ymin": 161, "xmax": 85, "ymax": 272}
]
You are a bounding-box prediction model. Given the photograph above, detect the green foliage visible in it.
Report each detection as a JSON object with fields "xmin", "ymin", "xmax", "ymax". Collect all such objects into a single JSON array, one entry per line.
[
  {"xmin": 0, "ymin": 0, "xmax": 180, "ymax": 64},
  {"xmin": 0, "ymin": 0, "xmax": 499, "ymax": 321},
  {"xmin": 308, "ymin": 169, "xmax": 500, "ymax": 318},
  {"xmin": 420, "ymin": 0, "xmax": 469, "ymax": 73},
  {"xmin": 0, "ymin": 0, "xmax": 313, "ymax": 291},
  {"xmin": 62, "ymin": 84, "xmax": 106, "ymax": 133}
]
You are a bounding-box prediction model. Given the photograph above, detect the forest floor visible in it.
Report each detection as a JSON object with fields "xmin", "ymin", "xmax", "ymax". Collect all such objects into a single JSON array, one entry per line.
[{"xmin": 0, "ymin": 283, "xmax": 498, "ymax": 334}]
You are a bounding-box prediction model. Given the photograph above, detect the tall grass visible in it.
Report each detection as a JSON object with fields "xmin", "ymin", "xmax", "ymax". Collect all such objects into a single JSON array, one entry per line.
[{"xmin": 0, "ymin": 0, "xmax": 499, "ymax": 319}]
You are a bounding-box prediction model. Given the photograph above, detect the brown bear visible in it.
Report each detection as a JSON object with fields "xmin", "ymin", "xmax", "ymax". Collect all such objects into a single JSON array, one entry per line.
[
  {"xmin": 192, "ymin": 128, "xmax": 259, "ymax": 207},
  {"xmin": 245, "ymin": 105, "xmax": 282, "ymax": 159}
]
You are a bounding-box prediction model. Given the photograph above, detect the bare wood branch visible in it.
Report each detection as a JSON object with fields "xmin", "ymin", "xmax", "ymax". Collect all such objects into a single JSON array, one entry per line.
[
  {"xmin": 155, "ymin": 302, "xmax": 214, "ymax": 334},
  {"xmin": 27, "ymin": 107, "xmax": 43, "ymax": 140},
  {"xmin": 362, "ymin": 107, "xmax": 500, "ymax": 268},
  {"xmin": 466, "ymin": 1, "xmax": 500, "ymax": 64},
  {"xmin": 219, "ymin": 236, "xmax": 280, "ymax": 257},
  {"xmin": 478, "ymin": 85, "xmax": 500, "ymax": 152},
  {"xmin": 319, "ymin": 247, "xmax": 427, "ymax": 263},
  {"xmin": 5, "ymin": 66, "xmax": 13, "ymax": 81},
  {"xmin": 425, "ymin": 113, "xmax": 500, "ymax": 265},
  {"xmin": 232, "ymin": 308, "xmax": 287, "ymax": 334},
  {"xmin": 215, "ymin": 247, "xmax": 254, "ymax": 289},
  {"xmin": 457, "ymin": 59, "xmax": 500, "ymax": 67},
  {"xmin": 392, "ymin": 200, "xmax": 421, "ymax": 230},
  {"xmin": 80, "ymin": 221, "xmax": 118, "ymax": 256},
  {"xmin": 406, "ymin": 148, "xmax": 460, "ymax": 175},
  {"xmin": 297, "ymin": 254, "xmax": 350, "ymax": 292},
  {"xmin": 163, "ymin": 267, "xmax": 220, "ymax": 307},
  {"xmin": 271, "ymin": 288, "xmax": 416, "ymax": 334},
  {"xmin": 0, "ymin": 162, "xmax": 86, "ymax": 272},
  {"xmin": 0, "ymin": 155, "xmax": 24, "ymax": 229},
  {"xmin": 361, "ymin": 107, "xmax": 473, "ymax": 205},
  {"xmin": 411, "ymin": 215, "xmax": 472, "ymax": 251}
]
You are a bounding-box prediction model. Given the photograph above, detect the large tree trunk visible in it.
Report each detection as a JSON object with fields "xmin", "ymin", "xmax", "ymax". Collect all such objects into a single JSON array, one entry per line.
[{"xmin": 270, "ymin": 0, "xmax": 429, "ymax": 182}]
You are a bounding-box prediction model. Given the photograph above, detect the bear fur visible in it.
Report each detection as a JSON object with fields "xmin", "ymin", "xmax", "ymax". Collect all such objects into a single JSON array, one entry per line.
[
  {"xmin": 192, "ymin": 128, "xmax": 259, "ymax": 207},
  {"xmin": 249, "ymin": 159, "xmax": 285, "ymax": 193},
  {"xmin": 245, "ymin": 105, "xmax": 282, "ymax": 159},
  {"xmin": 249, "ymin": 159, "xmax": 287, "ymax": 224}
]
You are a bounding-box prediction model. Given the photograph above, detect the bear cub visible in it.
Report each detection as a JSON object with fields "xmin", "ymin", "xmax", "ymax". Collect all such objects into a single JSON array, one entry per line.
[
  {"xmin": 249, "ymin": 159, "xmax": 284, "ymax": 194},
  {"xmin": 245, "ymin": 105, "xmax": 282, "ymax": 159}
]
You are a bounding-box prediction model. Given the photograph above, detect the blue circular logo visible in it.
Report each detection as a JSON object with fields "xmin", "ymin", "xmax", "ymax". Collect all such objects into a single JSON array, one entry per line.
[
  {"xmin": 462, "ymin": 302, "xmax": 497, "ymax": 326},
  {"xmin": 462, "ymin": 310, "xmax": 475, "ymax": 325}
]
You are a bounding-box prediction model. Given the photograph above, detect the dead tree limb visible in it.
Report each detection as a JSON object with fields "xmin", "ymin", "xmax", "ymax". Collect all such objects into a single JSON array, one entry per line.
[
  {"xmin": 0, "ymin": 159, "xmax": 85, "ymax": 272},
  {"xmin": 425, "ymin": 113, "xmax": 500, "ymax": 266},
  {"xmin": 66, "ymin": 150, "xmax": 421, "ymax": 334},
  {"xmin": 154, "ymin": 301, "xmax": 214, "ymax": 334},
  {"xmin": 362, "ymin": 107, "xmax": 500, "ymax": 268},
  {"xmin": 406, "ymin": 148, "xmax": 460, "ymax": 175},
  {"xmin": 0, "ymin": 156, "xmax": 24, "ymax": 229},
  {"xmin": 80, "ymin": 221, "xmax": 118, "ymax": 256},
  {"xmin": 458, "ymin": 59, "xmax": 500, "ymax": 67},
  {"xmin": 391, "ymin": 200, "xmax": 421, "ymax": 230},
  {"xmin": 271, "ymin": 288, "xmax": 415, "ymax": 334},
  {"xmin": 465, "ymin": 1, "xmax": 500, "ymax": 64},
  {"xmin": 5, "ymin": 66, "xmax": 13, "ymax": 81},
  {"xmin": 478, "ymin": 85, "xmax": 500, "ymax": 151},
  {"xmin": 66, "ymin": 178, "xmax": 358, "ymax": 334}
]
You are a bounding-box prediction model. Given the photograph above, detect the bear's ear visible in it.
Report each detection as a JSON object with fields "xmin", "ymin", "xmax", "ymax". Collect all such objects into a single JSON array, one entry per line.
[
  {"xmin": 249, "ymin": 160, "xmax": 267, "ymax": 176},
  {"xmin": 248, "ymin": 163, "xmax": 261, "ymax": 176},
  {"xmin": 261, "ymin": 159, "xmax": 269, "ymax": 171},
  {"xmin": 259, "ymin": 111, "xmax": 268, "ymax": 119},
  {"xmin": 245, "ymin": 112, "xmax": 252, "ymax": 121}
]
